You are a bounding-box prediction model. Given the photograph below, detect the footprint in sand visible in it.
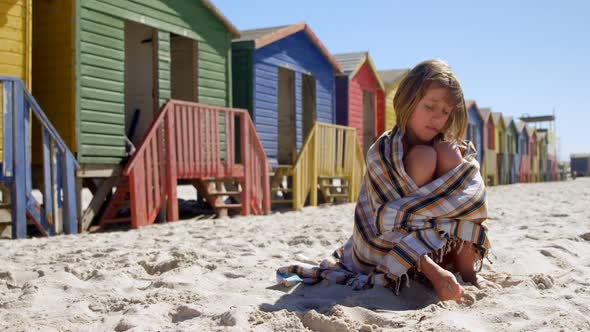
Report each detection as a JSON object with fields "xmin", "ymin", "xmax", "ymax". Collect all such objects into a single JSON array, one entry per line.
[
  {"xmin": 531, "ymin": 274, "xmax": 554, "ymax": 290},
  {"xmin": 224, "ymin": 272, "xmax": 246, "ymax": 279},
  {"xmin": 138, "ymin": 258, "xmax": 179, "ymax": 275},
  {"xmin": 550, "ymin": 213, "xmax": 569, "ymax": 218},
  {"xmin": 460, "ymin": 289, "xmax": 489, "ymax": 307},
  {"xmin": 0, "ymin": 271, "xmax": 15, "ymax": 283},
  {"xmin": 169, "ymin": 304, "xmax": 202, "ymax": 323},
  {"xmin": 538, "ymin": 248, "xmax": 572, "ymax": 269},
  {"xmin": 301, "ymin": 310, "xmax": 356, "ymax": 332},
  {"xmin": 114, "ymin": 318, "xmax": 137, "ymax": 332},
  {"xmin": 288, "ymin": 236, "xmax": 315, "ymax": 246},
  {"xmin": 544, "ymin": 244, "xmax": 578, "ymax": 257}
]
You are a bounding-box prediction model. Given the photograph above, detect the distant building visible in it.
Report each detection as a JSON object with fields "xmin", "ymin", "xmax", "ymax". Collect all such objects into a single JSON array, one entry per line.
[{"xmin": 570, "ymin": 154, "xmax": 590, "ymax": 177}]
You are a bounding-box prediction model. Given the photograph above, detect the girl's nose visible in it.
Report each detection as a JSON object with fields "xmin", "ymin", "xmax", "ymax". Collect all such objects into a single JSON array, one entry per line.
[{"xmin": 432, "ymin": 112, "xmax": 445, "ymax": 121}]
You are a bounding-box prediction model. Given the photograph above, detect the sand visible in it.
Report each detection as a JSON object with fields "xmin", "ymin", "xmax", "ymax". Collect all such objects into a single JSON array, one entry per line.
[{"xmin": 1, "ymin": 178, "xmax": 589, "ymax": 331}]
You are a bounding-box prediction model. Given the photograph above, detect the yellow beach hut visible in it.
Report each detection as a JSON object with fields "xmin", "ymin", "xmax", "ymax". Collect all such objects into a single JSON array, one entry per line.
[
  {"xmin": 491, "ymin": 112, "xmax": 508, "ymax": 184},
  {"xmin": 0, "ymin": 0, "xmax": 32, "ymax": 160},
  {"xmin": 480, "ymin": 108, "xmax": 497, "ymax": 186},
  {"xmin": 378, "ymin": 69, "xmax": 409, "ymax": 131}
]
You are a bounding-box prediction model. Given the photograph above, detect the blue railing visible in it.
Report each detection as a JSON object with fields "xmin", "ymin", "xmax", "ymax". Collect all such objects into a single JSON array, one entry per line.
[{"xmin": 1, "ymin": 76, "xmax": 78, "ymax": 239}]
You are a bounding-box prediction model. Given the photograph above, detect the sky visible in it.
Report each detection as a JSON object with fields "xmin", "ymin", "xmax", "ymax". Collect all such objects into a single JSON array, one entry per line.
[{"xmin": 213, "ymin": 0, "xmax": 589, "ymax": 161}]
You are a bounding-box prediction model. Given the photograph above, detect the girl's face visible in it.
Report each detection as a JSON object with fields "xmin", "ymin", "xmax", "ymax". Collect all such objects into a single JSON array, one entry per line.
[{"xmin": 406, "ymin": 84, "xmax": 453, "ymax": 145}]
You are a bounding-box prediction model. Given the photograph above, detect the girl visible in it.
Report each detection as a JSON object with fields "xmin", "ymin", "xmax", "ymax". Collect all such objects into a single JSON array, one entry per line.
[
  {"xmin": 391, "ymin": 59, "xmax": 491, "ymax": 300},
  {"xmin": 278, "ymin": 59, "xmax": 494, "ymax": 301}
]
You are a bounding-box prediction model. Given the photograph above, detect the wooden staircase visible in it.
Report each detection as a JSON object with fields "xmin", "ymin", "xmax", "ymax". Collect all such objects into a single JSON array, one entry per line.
[
  {"xmin": 193, "ymin": 178, "xmax": 243, "ymax": 217},
  {"xmin": 270, "ymin": 122, "xmax": 366, "ymax": 210},
  {"xmin": 270, "ymin": 165, "xmax": 294, "ymax": 206},
  {"xmin": 97, "ymin": 100, "xmax": 270, "ymax": 229},
  {"xmin": 97, "ymin": 177, "xmax": 130, "ymax": 227},
  {"xmin": 318, "ymin": 176, "xmax": 350, "ymax": 203},
  {"xmin": 0, "ymin": 77, "xmax": 78, "ymax": 239}
]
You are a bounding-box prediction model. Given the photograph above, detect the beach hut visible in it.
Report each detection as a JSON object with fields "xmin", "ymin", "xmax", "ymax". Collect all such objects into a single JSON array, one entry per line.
[
  {"xmin": 570, "ymin": 154, "xmax": 590, "ymax": 177},
  {"xmin": 379, "ymin": 69, "xmax": 409, "ymax": 131},
  {"xmin": 0, "ymin": 0, "xmax": 31, "ymax": 83},
  {"xmin": 3, "ymin": 0, "xmax": 271, "ymax": 235},
  {"xmin": 334, "ymin": 52, "xmax": 385, "ymax": 154},
  {"xmin": 537, "ymin": 131, "xmax": 548, "ymax": 181},
  {"xmin": 491, "ymin": 112, "xmax": 507, "ymax": 184},
  {"xmin": 0, "ymin": 0, "xmax": 31, "ymax": 170},
  {"xmin": 516, "ymin": 121, "xmax": 530, "ymax": 183},
  {"xmin": 546, "ymin": 130, "xmax": 558, "ymax": 181},
  {"xmin": 232, "ymin": 22, "xmax": 341, "ymax": 166},
  {"xmin": 505, "ymin": 116, "xmax": 519, "ymax": 184},
  {"xmin": 232, "ymin": 23, "xmax": 364, "ymax": 209},
  {"xmin": 30, "ymin": 0, "xmax": 240, "ymax": 161},
  {"xmin": 465, "ymin": 100, "xmax": 484, "ymax": 169},
  {"xmin": 480, "ymin": 108, "xmax": 497, "ymax": 185},
  {"xmin": 1, "ymin": 1, "xmax": 80, "ymax": 239},
  {"xmin": 528, "ymin": 127, "xmax": 539, "ymax": 182}
]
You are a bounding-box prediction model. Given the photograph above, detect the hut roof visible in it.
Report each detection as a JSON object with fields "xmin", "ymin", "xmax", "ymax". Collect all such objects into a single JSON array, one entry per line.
[
  {"xmin": 479, "ymin": 107, "xmax": 492, "ymax": 122},
  {"xmin": 492, "ymin": 112, "xmax": 504, "ymax": 126},
  {"xmin": 234, "ymin": 22, "xmax": 341, "ymax": 73},
  {"xmin": 378, "ymin": 69, "xmax": 409, "ymax": 86},
  {"xmin": 201, "ymin": 0, "xmax": 240, "ymax": 37},
  {"xmin": 333, "ymin": 52, "xmax": 385, "ymax": 89},
  {"xmin": 515, "ymin": 121, "xmax": 526, "ymax": 133},
  {"xmin": 504, "ymin": 115, "xmax": 515, "ymax": 130}
]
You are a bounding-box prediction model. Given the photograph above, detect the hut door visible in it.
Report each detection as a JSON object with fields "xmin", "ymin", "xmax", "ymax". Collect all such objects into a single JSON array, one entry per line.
[
  {"xmin": 362, "ymin": 91, "xmax": 375, "ymax": 154},
  {"xmin": 277, "ymin": 67, "xmax": 296, "ymax": 165},
  {"xmin": 302, "ymin": 74, "xmax": 316, "ymax": 141},
  {"xmin": 124, "ymin": 21, "xmax": 157, "ymax": 145},
  {"xmin": 171, "ymin": 34, "xmax": 198, "ymax": 102}
]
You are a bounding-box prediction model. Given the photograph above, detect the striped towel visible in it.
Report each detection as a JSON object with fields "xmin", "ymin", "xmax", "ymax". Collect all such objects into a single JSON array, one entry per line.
[{"xmin": 277, "ymin": 127, "xmax": 490, "ymax": 293}]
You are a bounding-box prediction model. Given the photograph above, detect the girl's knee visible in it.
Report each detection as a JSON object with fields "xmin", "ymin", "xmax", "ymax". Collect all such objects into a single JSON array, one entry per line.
[
  {"xmin": 406, "ymin": 145, "xmax": 437, "ymax": 168},
  {"xmin": 405, "ymin": 145, "xmax": 437, "ymax": 186},
  {"xmin": 434, "ymin": 141, "xmax": 462, "ymax": 176}
]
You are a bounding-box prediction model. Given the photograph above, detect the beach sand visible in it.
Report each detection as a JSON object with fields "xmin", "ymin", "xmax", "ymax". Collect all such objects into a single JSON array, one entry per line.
[{"xmin": 1, "ymin": 178, "xmax": 589, "ymax": 331}]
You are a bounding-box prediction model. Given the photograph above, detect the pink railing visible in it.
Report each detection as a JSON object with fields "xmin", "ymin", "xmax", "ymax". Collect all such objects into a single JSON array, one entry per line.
[{"xmin": 123, "ymin": 100, "xmax": 270, "ymax": 228}]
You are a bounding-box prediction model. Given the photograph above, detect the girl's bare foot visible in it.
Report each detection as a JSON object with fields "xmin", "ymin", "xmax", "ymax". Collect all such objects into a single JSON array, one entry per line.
[{"xmin": 420, "ymin": 255, "xmax": 464, "ymax": 301}]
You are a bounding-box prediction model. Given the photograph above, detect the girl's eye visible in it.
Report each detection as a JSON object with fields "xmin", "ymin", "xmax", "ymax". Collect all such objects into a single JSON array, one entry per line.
[
  {"xmin": 442, "ymin": 110, "xmax": 450, "ymax": 116},
  {"xmin": 425, "ymin": 105, "xmax": 434, "ymax": 110}
]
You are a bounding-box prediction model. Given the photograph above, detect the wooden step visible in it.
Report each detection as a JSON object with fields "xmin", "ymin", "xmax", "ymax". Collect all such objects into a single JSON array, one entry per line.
[
  {"xmin": 208, "ymin": 191, "xmax": 241, "ymax": 196},
  {"xmin": 318, "ymin": 176, "xmax": 346, "ymax": 181},
  {"xmin": 324, "ymin": 193, "xmax": 349, "ymax": 198},
  {"xmin": 321, "ymin": 184, "xmax": 349, "ymax": 188},
  {"xmin": 110, "ymin": 201, "xmax": 129, "ymax": 207},
  {"xmin": 271, "ymin": 199, "xmax": 293, "ymax": 204},
  {"xmin": 98, "ymin": 177, "xmax": 131, "ymax": 227},
  {"xmin": 200, "ymin": 177, "xmax": 243, "ymax": 182},
  {"xmin": 100, "ymin": 217, "xmax": 131, "ymax": 224},
  {"xmin": 215, "ymin": 203, "xmax": 242, "ymax": 209},
  {"xmin": 271, "ymin": 187, "xmax": 292, "ymax": 192},
  {"xmin": 0, "ymin": 207, "xmax": 11, "ymax": 224}
]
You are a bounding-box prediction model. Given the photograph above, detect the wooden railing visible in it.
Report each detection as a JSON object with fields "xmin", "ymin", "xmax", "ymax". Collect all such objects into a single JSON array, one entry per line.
[
  {"xmin": 240, "ymin": 113, "xmax": 271, "ymax": 214},
  {"xmin": 1, "ymin": 77, "xmax": 78, "ymax": 239},
  {"xmin": 123, "ymin": 100, "xmax": 270, "ymax": 227},
  {"xmin": 291, "ymin": 122, "xmax": 365, "ymax": 210}
]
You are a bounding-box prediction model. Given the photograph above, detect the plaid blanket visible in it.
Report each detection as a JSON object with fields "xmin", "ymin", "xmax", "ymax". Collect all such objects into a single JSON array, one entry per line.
[{"xmin": 277, "ymin": 127, "xmax": 490, "ymax": 293}]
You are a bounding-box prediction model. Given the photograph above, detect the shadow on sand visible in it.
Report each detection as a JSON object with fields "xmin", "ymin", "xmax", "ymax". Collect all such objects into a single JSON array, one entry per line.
[{"xmin": 260, "ymin": 279, "xmax": 439, "ymax": 314}]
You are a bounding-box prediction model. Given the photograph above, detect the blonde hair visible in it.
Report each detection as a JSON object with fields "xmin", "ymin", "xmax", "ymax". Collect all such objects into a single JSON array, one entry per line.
[{"xmin": 393, "ymin": 59, "xmax": 467, "ymax": 142}]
